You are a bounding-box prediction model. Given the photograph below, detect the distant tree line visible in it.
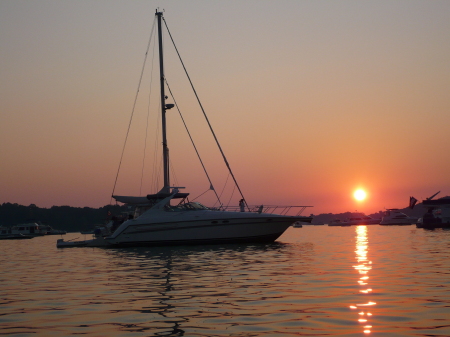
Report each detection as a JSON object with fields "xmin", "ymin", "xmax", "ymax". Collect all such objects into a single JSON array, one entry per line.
[
  {"xmin": 1, "ymin": 200, "xmax": 428, "ymax": 231},
  {"xmin": 0, "ymin": 203, "xmax": 128, "ymax": 233}
]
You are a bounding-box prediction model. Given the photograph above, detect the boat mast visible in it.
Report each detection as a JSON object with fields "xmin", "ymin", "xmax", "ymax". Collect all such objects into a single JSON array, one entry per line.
[{"xmin": 156, "ymin": 11, "xmax": 170, "ymax": 194}]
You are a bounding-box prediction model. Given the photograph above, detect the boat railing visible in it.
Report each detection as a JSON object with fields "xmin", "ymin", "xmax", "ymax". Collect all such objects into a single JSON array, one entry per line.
[{"xmin": 217, "ymin": 205, "xmax": 313, "ymax": 216}]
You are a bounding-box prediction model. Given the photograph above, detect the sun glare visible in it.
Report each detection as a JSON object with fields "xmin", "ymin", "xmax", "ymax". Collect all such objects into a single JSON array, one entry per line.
[{"xmin": 354, "ymin": 189, "xmax": 367, "ymax": 201}]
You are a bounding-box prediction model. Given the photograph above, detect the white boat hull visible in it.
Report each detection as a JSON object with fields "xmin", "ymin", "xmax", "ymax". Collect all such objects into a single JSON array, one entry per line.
[
  {"xmin": 106, "ymin": 214, "xmax": 302, "ymax": 247},
  {"xmin": 379, "ymin": 209, "xmax": 417, "ymax": 226}
]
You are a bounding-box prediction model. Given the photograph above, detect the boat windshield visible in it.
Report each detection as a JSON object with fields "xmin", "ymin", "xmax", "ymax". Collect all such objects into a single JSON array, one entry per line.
[{"xmin": 166, "ymin": 202, "xmax": 210, "ymax": 212}]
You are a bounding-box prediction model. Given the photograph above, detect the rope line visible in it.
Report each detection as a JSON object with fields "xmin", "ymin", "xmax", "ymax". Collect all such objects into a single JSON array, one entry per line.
[
  {"xmin": 192, "ymin": 189, "xmax": 211, "ymax": 201},
  {"xmin": 110, "ymin": 17, "xmax": 157, "ymax": 202},
  {"xmin": 140, "ymin": 28, "xmax": 158, "ymax": 195},
  {"xmin": 213, "ymin": 173, "xmax": 230, "ymax": 208},
  {"xmin": 163, "ymin": 16, "xmax": 248, "ymax": 210},
  {"xmin": 165, "ymin": 79, "xmax": 222, "ymax": 207}
]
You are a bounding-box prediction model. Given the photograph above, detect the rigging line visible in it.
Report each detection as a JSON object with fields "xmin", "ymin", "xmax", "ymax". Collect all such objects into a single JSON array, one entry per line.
[
  {"xmin": 140, "ymin": 28, "xmax": 158, "ymax": 196},
  {"xmin": 162, "ymin": 17, "xmax": 248, "ymax": 210},
  {"xmin": 165, "ymin": 78, "xmax": 222, "ymax": 207},
  {"xmin": 169, "ymin": 157, "xmax": 179, "ymax": 188},
  {"xmin": 110, "ymin": 16, "xmax": 157, "ymax": 201},
  {"xmin": 226, "ymin": 184, "xmax": 237, "ymax": 208},
  {"xmin": 212, "ymin": 173, "xmax": 230, "ymax": 208},
  {"xmin": 153, "ymin": 152, "xmax": 163, "ymax": 193},
  {"xmin": 192, "ymin": 189, "xmax": 211, "ymax": 201}
]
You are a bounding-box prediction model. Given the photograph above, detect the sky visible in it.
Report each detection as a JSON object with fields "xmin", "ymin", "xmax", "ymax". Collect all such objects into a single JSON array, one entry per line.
[{"xmin": 1, "ymin": 0, "xmax": 450, "ymax": 215}]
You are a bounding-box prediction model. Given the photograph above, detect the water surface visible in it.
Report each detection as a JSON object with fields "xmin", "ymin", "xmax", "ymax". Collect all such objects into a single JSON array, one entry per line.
[{"xmin": 1, "ymin": 226, "xmax": 449, "ymax": 336}]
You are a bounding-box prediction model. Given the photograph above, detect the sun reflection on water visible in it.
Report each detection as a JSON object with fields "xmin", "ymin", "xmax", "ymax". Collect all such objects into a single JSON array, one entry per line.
[{"xmin": 349, "ymin": 225, "xmax": 375, "ymax": 334}]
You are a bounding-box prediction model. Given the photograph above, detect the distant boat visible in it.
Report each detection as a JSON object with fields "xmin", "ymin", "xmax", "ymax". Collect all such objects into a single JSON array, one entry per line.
[
  {"xmin": 346, "ymin": 215, "xmax": 379, "ymax": 225},
  {"xmin": 40, "ymin": 224, "xmax": 67, "ymax": 235},
  {"xmin": 0, "ymin": 226, "xmax": 34, "ymax": 240},
  {"xmin": 80, "ymin": 230, "xmax": 94, "ymax": 235},
  {"xmin": 328, "ymin": 219, "xmax": 351, "ymax": 227},
  {"xmin": 10, "ymin": 223, "xmax": 46, "ymax": 237},
  {"xmin": 330, "ymin": 215, "xmax": 379, "ymax": 226},
  {"xmin": 80, "ymin": 223, "xmax": 114, "ymax": 235},
  {"xmin": 0, "ymin": 234, "xmax": 34, "ymax": 240},
  {"xmin": 0, "ymin": 226, "xmax": 11, "ymax": 236},
  {"xmin": 416, "ymin": 194, "xmax": 450, "ymax": 229},
  {"xmin": 379, "ymin": 209, "xmax": 417, "ymax": 226}
]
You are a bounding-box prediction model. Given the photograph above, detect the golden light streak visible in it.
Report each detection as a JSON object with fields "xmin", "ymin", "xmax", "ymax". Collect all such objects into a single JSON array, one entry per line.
[
  {"xmin": 352, "ymin": 225, "xmax": 375, "ymax": 335},
  {"xmin": 357, "ymin": 301, "xmax": 376, "ymax": 306}
]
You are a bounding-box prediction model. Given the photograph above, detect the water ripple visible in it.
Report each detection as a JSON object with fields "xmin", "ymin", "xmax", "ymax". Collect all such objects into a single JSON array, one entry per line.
[{"xmin": 0, "ymin": 226, "xmax": 449, "ymax": 336}]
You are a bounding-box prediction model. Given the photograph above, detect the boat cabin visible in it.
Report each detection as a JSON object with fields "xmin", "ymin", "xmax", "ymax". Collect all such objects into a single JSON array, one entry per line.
[
  {"xmin": 10, "ymin": 223, "xmax": 46, "ymax": 236},
  {"xmin": 420, "ymin": 197, "xmax": 450, "ymax": 228},
  {"xmin": 0, "ymin": 226, "xmax": 11, "ymax": 235}
]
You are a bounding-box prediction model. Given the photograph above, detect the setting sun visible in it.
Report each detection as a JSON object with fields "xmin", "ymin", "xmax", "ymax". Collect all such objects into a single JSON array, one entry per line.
[{"xmin": 354, "ymin": 189, "xmax": 367, "ymax": 201}]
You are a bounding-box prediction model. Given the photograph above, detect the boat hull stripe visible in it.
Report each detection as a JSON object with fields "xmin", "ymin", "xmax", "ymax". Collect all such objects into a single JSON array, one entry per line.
[{"xmin": 109, "ymin": 232, "xmax": 284, "ymax": 247}]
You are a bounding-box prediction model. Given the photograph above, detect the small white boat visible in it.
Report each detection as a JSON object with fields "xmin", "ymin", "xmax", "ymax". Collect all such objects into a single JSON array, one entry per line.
[
  {"xmin": 346, "ymin": 215, "xmax": 380, "ymax": 225},
  {"xmin": 10, "ymin": 223, "xmax": 46, "ymax": 237},
  {"xmin": 293, "ymin": 221, "xmax": 303, "ymax": 228},
  {"xmin": 329, "ymin": 215, "xmax": 379, "ymax": 226},
  {"xmin": 57, "ymin": 236, "xmax": 108, "ymax": 248},
  {"xmin": 0, "ymin": 226, "xmax": 34, "ymax": 240},
  {"xmin": 328, "ymin": 219, "xmax": 350, "ymax": 227},
  {"xmin": 379, "ymin": 209, "xmax": 417, "ymax": 226},
  {"xmin": 40, "ymin": 224, "xmax": 67, "ymax": 235}
]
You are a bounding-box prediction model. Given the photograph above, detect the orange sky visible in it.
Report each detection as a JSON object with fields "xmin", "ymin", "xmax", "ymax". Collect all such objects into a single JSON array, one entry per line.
[{"xmin": 1, "ymin": 1, "xmax": 450, "ymax": 215}]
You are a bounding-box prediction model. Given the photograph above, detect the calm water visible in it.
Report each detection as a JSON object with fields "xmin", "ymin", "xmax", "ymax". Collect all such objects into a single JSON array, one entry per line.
[{"xmin": 1, "ymin": 226, "xmax": 449, "ymax": 337}]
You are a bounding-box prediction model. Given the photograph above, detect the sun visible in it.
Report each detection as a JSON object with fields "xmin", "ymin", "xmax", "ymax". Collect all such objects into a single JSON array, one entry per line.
[{"xmin": 354, "ymin": 189, "xmax": 367, "ymax": 201}]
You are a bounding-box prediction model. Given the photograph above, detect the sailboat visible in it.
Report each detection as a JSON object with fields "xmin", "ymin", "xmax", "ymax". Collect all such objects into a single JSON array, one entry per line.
[{"xmin": 57, "ymin": 11, "xmax": 312, "ymax": 248}]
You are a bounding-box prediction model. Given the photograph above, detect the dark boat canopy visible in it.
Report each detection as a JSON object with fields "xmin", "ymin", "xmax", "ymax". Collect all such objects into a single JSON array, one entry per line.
[
  {"xmin": 422, "ymin": 196, "xmax": 450, "ymax": 206},
  {"xmin": 113, "ymin": 192, "xmax": 189, "ymax": 205},
  {"xmin": 147, "ymin": 192, "xmax": 190, "ymax": 200}
]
